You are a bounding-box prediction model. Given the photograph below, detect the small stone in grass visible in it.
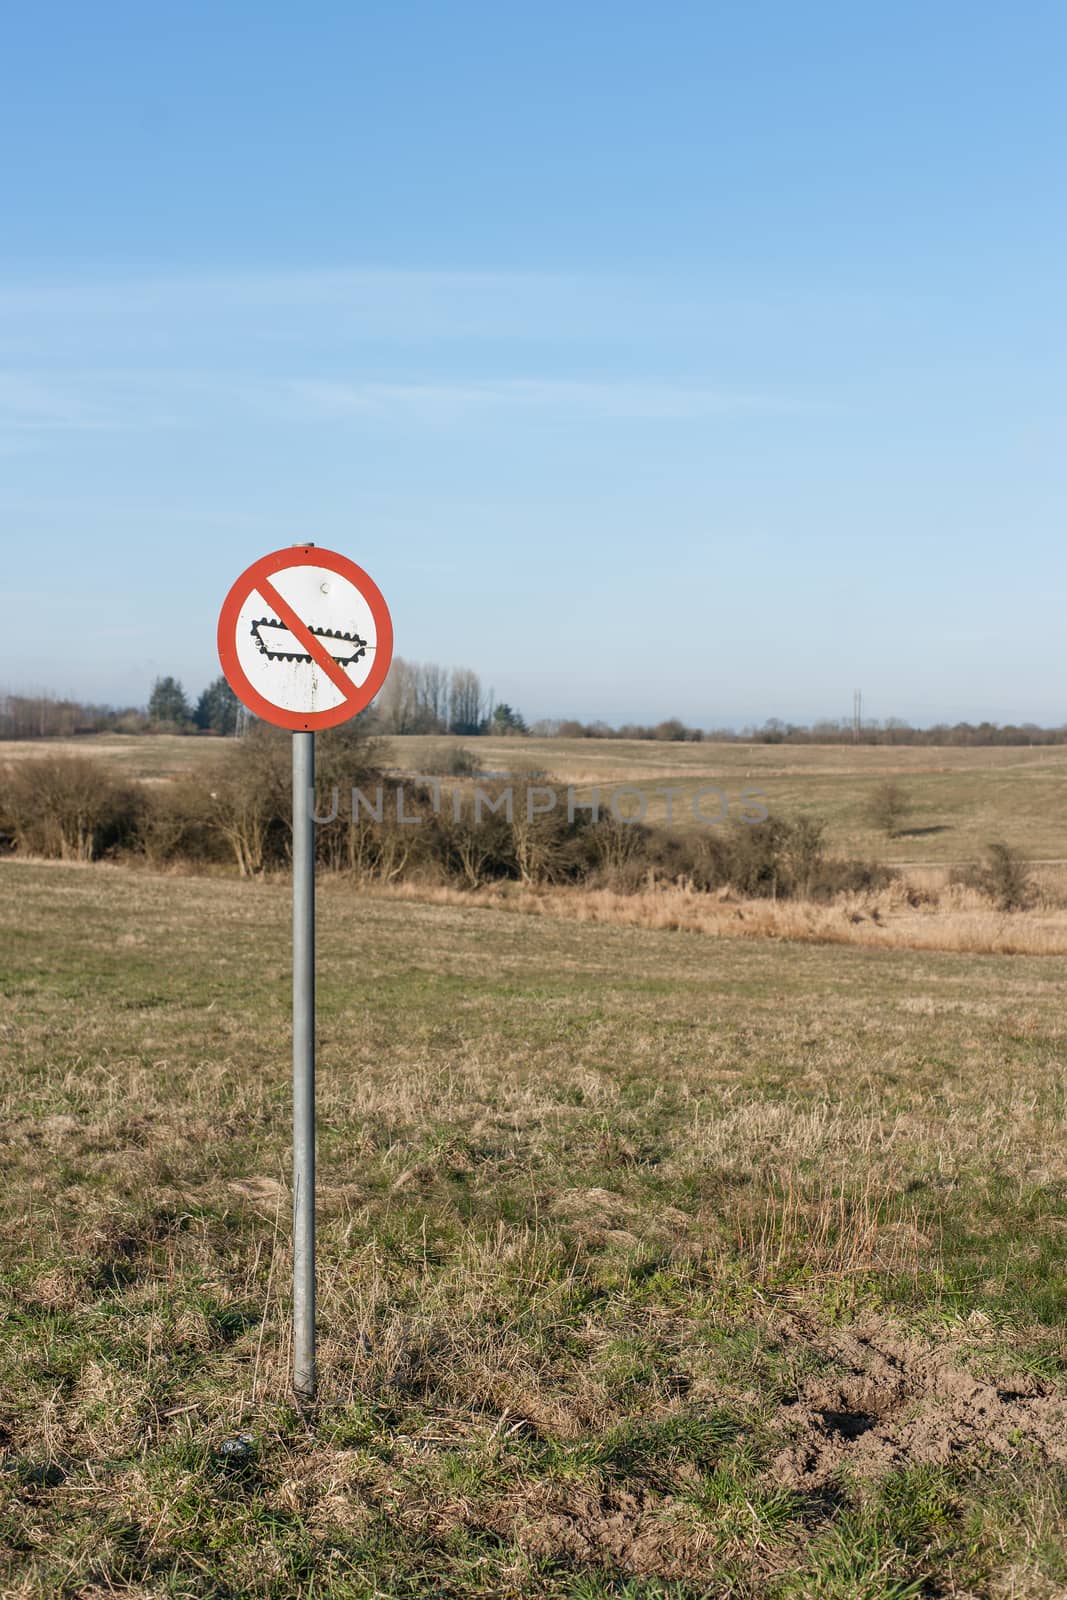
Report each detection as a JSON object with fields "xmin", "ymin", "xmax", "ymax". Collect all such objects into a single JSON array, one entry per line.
[{"xmin": 217, "ymin": 1432, "xmax": 255, "ymax": 1464}]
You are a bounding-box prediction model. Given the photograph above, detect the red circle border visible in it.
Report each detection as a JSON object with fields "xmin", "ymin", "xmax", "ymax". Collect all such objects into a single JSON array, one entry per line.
[{"xmin": 217, "ymin": 545, "xmax": 394, "ymax": 731}]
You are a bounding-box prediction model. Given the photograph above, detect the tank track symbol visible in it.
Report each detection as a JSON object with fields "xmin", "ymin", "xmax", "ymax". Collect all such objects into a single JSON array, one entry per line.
[{"xmin": 250, "ymin": 617, "xmax": 369, "ymax": 667}]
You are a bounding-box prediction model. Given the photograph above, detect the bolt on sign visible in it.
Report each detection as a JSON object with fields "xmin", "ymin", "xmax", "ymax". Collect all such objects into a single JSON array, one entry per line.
[{"xmin": 218, "ymin": 545, "xmax": 394, "ymax": 1400}]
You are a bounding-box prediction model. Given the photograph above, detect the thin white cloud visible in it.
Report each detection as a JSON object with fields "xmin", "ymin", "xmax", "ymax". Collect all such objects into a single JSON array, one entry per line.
[
  {"xmin": 0, "ymin": 371, "xmax": 187, "ymax": 434},
  {"xmin": 0, "ymin": 367, "xmax": 802, "ymax": 437},
  {"xmin": 0, "ymin": 267, "xmax": 807, "ymax": 438},
  {"xmin": 277, "ymin": 376, "xmax": 794, "ymax": 423},
  {"xmin": 0, "ymin": 373, "xmax": 114, "ymax": 431},
  {"xmin": 0, "ymin": 267, "xmax": 679, "ymax": 346}
]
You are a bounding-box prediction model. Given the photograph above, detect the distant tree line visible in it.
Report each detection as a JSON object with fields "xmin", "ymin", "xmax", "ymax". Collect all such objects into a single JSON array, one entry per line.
[
  {"xmin": 0, "ymin": 694, "xmax": 145, "ymax": 740},
  {"xmin": 0, "ymin": 677, "xmax": 242, "ymax": 740},
  {"xmin": 738, "ymin": 717, "xmax": 1067, "ymax": 747},
  {"xmin": 530, "ymin": 717, "xmax": 708, "ymax": 742},
  {"xmin": 525, "ymin": 715, "xmax": 1067, "ymax": 747},
  {"xmin": 2, "ymin": 677, "xmax": 1065, "ymax": 748}
]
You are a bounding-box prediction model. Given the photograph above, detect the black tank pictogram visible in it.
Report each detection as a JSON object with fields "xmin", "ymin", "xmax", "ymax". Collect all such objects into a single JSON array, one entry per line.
[{"xmin": 250, "ymin": 617, "xmax": 368, "ymax": 667}]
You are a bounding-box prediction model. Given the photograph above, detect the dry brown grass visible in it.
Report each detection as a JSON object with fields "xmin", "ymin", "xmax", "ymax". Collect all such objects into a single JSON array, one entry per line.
[{"xmin": 362, "ymin": 868, "xmax": 1067, "ymax": 955}]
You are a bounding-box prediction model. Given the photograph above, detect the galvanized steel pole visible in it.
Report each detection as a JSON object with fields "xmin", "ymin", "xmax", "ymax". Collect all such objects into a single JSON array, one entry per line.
[{"xmin": 292, "ymin": 729, "xmax": 316, "ymax": 1399}]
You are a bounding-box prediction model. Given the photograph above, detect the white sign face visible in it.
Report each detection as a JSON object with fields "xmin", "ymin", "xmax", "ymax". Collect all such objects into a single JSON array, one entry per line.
[
  {"xmin": 234, "ymin": 563, "xmax": 378, "ymax": 714},
  {"xmin": 217, "ymin": 546, "xmax": 394, "ymax": 731}
]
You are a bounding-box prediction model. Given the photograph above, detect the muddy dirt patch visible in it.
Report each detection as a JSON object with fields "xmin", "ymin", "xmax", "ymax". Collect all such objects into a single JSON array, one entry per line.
[{"xmin": 773, "ymin": 1317, "xmax": 1067, "ymax": 1490}]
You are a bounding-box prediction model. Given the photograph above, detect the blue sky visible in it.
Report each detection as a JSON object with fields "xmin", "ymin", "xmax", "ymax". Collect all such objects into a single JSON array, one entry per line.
[{"xmin": 2, "ymin": 2, "xmax": 1065, "ymax": 726}]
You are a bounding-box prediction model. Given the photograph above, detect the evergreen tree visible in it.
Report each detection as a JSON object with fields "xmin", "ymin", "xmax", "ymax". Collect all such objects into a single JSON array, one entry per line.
[
  {"xmin": 490, "ymin": 702, "xmax": 527, "ymax": 735},
  {"xmin": 194, "ymin": 675, "xmax": 240, "ymax": 735},
  {"xmin": 148, "ymin": 676, "xmax": 191, "ymax": 726}
]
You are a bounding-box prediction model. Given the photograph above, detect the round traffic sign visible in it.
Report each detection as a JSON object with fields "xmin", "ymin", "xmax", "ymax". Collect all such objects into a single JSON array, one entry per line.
[{"xmin": 217, "ymin": 546, "xmax": 393, "ymax": 730}]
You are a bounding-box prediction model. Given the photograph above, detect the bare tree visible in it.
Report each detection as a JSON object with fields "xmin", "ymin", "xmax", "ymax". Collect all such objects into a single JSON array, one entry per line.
[
  {"xmin": 866, "ymin": 782, "xmax": 911, "ymax": 838},
  {"xmin": 376, "ymin": 657, "xmax": 419, "ymax": 733},
  {"xmin": 449, "ymin": 667, "xmax": 485, "ymax": 735},
  {"xmin": 416, "ymin": 662, "xmax": 449, "ymax": 731}
]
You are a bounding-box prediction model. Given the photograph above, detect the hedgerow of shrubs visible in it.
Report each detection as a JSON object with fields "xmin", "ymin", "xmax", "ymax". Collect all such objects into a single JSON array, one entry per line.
[
  {"xmin": 1, "ymin": 737, "xmax": 894, "ymax": 901},
  {"xmin": 0, "ymin": 755, "xmax": 141, "ymax": 862}
]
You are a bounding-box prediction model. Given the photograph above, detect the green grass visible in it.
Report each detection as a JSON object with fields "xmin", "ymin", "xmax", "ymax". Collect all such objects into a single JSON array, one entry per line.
[{"xmin": 1, "ymin": 859, "xmax": 1066, "ymax": 1596}]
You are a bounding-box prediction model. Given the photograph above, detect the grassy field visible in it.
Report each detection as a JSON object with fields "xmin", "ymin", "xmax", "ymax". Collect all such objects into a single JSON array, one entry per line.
[
  {"xmin": 2, "ymin": 858, "xmax": 1067, "ymax": 1597},
  {"xmin": 0, "ymin": 736, "xmax": 220, "ymax": 782},
  {"xmin": 5, "ymin": 732, "xmax": 1066, "ymax": 864},
  {"xmin": 382, "ymin": 735, "xmax": 1067, "ymax": 866}
]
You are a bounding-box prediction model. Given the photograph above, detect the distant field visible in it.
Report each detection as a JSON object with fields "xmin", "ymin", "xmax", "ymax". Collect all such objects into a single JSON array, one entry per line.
[
  {"xmin": 383, "ymin": 734, "xmax": 1067, "ymax": 865},
  {"xmin": 2, "ymin": 859, "xmax": 1066, "ymax": 1597},
  {"xmin": 0, "ymin": 733, "xmax": 222, "ymax": 781},
  {"xmin": 6, "ymin": 730, "xmax": 1062, "ymax": 865}
]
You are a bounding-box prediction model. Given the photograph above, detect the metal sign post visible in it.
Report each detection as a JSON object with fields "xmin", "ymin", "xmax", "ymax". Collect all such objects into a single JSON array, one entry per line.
[
  {"xmin": 291, "ymin": 729, "xmax": 316, "ymax": 1399},
  {"xmin": 216, "ymin": 545, "xmax": 393, "ymax": 1402}
]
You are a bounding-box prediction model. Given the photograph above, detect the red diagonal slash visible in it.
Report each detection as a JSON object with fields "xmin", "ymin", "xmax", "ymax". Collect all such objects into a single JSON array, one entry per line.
[{"xmin": 256, "ymin": 575, "xmax": 366, "ymax": 705}]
